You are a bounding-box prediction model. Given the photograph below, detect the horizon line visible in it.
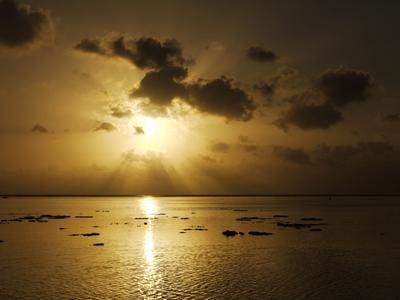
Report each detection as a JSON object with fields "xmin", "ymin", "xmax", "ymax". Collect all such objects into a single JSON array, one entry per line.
[{"xmin": 2, "ymin": 193, "xmax": 400, "ymax": 198}]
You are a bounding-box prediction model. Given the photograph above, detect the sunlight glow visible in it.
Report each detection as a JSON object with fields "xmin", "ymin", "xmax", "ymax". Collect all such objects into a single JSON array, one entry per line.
[
  {"xmin": 144, "ymin": 230, "xmax": 154, "ymax": 265},
  {"xmin": 140, "ymin": 196, "xmax": 157, "ymax": 216},
  {"xmin": 143, "ymin": 118, "xmax": 157, "ymax": 137}
]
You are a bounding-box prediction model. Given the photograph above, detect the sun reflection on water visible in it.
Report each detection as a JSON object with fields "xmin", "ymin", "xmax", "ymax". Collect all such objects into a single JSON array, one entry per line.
[{"xmin": 139, "ymin": 196, "xmax": 161, "ymax": 297}]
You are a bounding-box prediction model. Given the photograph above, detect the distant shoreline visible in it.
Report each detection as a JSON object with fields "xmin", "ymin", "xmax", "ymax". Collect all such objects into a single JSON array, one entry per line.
[{"xmin": 1, "ymin": 194, "xmax": 400, "ymax": 198}]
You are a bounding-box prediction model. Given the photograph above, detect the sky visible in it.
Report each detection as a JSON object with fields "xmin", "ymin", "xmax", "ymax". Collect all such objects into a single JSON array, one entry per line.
[{"xmin": 1, "ymin": 0, "xmax": 400, "ymax": 195}]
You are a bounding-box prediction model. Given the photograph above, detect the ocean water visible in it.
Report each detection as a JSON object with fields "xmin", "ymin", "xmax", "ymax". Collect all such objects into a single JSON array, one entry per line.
[{"xmin": 0, "ymin": 196, "xmax": 399, "ymax": 299}]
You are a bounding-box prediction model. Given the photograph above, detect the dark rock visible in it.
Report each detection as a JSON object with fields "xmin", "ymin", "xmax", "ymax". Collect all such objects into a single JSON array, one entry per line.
[
  {"xmin": 59, "ymin": 227, "xmax": 66, "ymax": 230},
  {"xmin": 236, "ymin": 217, "xmax": 267, "ymax": 222},
  {"xmin": 277, "ymin": 222, "xmax": 327, "ymax": 229},
  {"xmin": 273, "ymin": 215, "xmax": 289, "ymax": 218},
  {"xmin": 239, "ymin": 232, "xmax": 244, "ymax": 235},
  {"xmin": 74, "ymin": 216, "xmax": 94, "ymax": 218},
  {"xmin": 310, "ymin": 228, "xmax": 322, "ymax": 232},
  {"xmin": 144, "ymin": 222, "xmax": 147, "ymax": 225},
  {"xmin": 81, "ymin": 233, "xmax": 100, "ymax": 237},
  {"xmin": 248, "ymin": 231, "xmax": 273, "ymax": 236},
  {"xmin": 93, "ymin": 243, "xmax": 104, "ymax": 246},
  {"xmin": 180, "ymin": 217, "xmax": 189, "ymax": 220},
  {"xmin": 68, "ymin": 234, "xmax": 80, "ymax": 236},
  {"xmin": 222, "ymin": 230, "xmax": 239, "ymax": 237},
  {"xmin": 39, "ymin": 215, "xmax": 70, "ymax": 219},
  {"xmin": 301, "ymin": 217, "xmax": 323, "ymax": 221},
  {"xmin": 0, "ymin": 240, "xmax": 4, "ymax": 243},
  {"xmin": 20, "ymin": 216, "xmax": 36, "ymax": 220}
]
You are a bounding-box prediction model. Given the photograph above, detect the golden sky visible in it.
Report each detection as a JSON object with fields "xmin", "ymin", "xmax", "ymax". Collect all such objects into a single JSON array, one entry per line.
[{"xmin": 1, "ymin": 0, "xmax": 400, "ymax": 194}]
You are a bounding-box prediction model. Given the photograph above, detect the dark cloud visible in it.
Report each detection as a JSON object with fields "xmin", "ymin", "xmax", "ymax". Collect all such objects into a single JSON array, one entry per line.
[
  {"xmin": 240, "ymin": 144, "xmax": 258, "ymax": 155},
  {"xmin": 272, "ymin": 146, "xmax": 311, "ymax": 165},
  {"xmin": 254, "ymin": 82, "xmax": 275, "ymax": 102},
  {"xmin": 316, "ymin": 66, "xmax": 375, "ymax": 107},
  {"xmin": 274, "ymin": 103, "xmax": 343, "ymax": 131},
  {"xmin": 94, "ymin": 122, "xmax": 117, "ymax": 132},
  {"xmin": 75, "ymin": 35, "xmax": 189, "ymax": 70},
  {"xmin": 74, "ymin": 38, "xmax": 106, "ymax": 55},
  {"xmin": 110, "ymin": 107, "xmax": 133, "ymax": 118},
  {"xmin": 131, "ymin": 66, "xmax": 188, "ymax": 106},
  {"xmin": 314, "ymin": 141, "xmax": 395, "ymax": 166},
  {"xmin": 246, "ymin": 46, "xmax": 276, "ymax": 62},
  {"xmin": 31, "ymin": 123, "xmax": 48, "ymax": 133},
  {"xmin": 0, "ymin": 0, "xmax": 53, "ymax": 48},
  {"xmin": 210, "ymin": 142, "xmax": 230, "ymax": 154},
  {"xmin": 188, "ymin": 77, "xmax": 256, "ymax": 121},
  {"xmin": 134, "ymin": 126, "xmax": 144, "ymax": 135},
  {"xmin": 382, "ymin": 113, "xmax": 400, "ymax": 122}
]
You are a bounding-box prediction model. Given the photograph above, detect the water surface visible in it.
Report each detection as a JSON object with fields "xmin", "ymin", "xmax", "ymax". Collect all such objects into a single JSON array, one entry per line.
[{"xmin": 0, "ymin": 196, "xmax": 399, "ymax": 299}]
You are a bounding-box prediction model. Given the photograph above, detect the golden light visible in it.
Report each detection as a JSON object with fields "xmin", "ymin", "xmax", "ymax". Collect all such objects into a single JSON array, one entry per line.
[
  {"xmin": 143, "ymin": 117, "xmax": 157, "ymax": 137},
  {"xmin": 140, "ymin": 196, "xmax": 157, "ymax": 216}
]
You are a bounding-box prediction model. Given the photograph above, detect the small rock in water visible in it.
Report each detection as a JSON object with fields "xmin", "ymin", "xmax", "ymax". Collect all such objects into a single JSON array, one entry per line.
[
  {"xmin": 248, "ymin": 231, "xmax": 273, "ymax": 236},
  {"xmin": 222, "ymin": 230, "xmax": 239, "ymax": 237},
  {"xmin": 93, "ymin": 243, "xmax": 104, "ymax": 246},
  {"xmin": 179, "ymin": 231, "xmax": 186, "ymax": 234},
  {"xmin": 81, "ymin": 233, "xmax": 100, "ymax": 237},
  {"xmin": 301, "ymin": 217, "xmax": 323, "ymax": 221},
  {"xmin": 180, "ymin": 217, "xmax": 189, "ymax": 220},
  {"xmin": 40, "ymin": 215, "xmax": 70, "ymax": 219},
  {"xmin": 273, "ymin": 215, "xmax": 289, "ymax": 218},
  {"xmin": 277, "ymin": 222, "xmax": 327, "ymax": 229},
  {"xmin": 144, "ymin": 222, "xmax": 147, "ymax": 225},
  {"xmin": 59, "ymin": 227, "xmax": 66, "ymax": 230}
]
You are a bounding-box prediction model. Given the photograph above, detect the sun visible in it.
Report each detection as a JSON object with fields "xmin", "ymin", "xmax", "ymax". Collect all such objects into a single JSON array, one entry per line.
[{"xmin": 142, "ymin": 117, "xmax": 157, "ymax": 137}]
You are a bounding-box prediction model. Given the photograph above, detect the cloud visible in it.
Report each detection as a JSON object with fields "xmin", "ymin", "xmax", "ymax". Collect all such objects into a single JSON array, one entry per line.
[
  {"xmin": 382, "ymin": 113, "xmax": 400, "ymax": 122},
  {"xmin": 0, "ymin": 0, "xmax": 53, "ymax": 49},
  {"xmin": 254, "ymin": 82, "xmax": 275, "ymax": 102},
  {"xmin": 314, "ymin": 141, "xmax": 395, "ymax": 165},
  {"xmin": 110, "ymin": 107, "xmax": 133, "ymax": 118},
  {"xmin": 210, "ymin": 142, "xmax": 230, "ymax": 154},
  {"xmin": 188, "ymin": 77, "xmax": 256, "ymax": 121},
  {"xmin": 75, "ymin": 35, "xmax": 189, "ymax": 70},
  {"xmin": 134, "ymin": 126, "xmax": 144, "ymax": 135},
  {"xmin": 315, "ymin": 66, "xmax": 375, "ymax": 107},
  {"xmin": 240, "ymin": 144, "xmax": 258, "ymax": 155},
  {"xmin": 74, "ymin": 38, "xmax": 106, "ymax": 55},
  {"xmin": 274, "ymin": 103, "xmax": 343, "ymax": 131},
  {"xmin": 272, "ymin": 146, "xmax": 311, "ymax": 165},
  {"xmin": 94, "ymin": 122, "xmax": 117, "ymax": 132},
  {"xmin": 31, "ymin": 123, "xmax": 48, "ymax": 133},
  {"xmin": 131, "ymin": 65, "xmax": 188, "ymax": 106},
  {"xmin": 246, "ymin": 46, "xmax": 277, "ymax": 62},
  {"xmin": 76, "ymin": 35, "xmax": 256, "ymax": 122}
]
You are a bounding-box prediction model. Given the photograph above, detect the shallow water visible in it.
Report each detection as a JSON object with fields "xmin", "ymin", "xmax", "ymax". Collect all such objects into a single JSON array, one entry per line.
[{"xmin": 0, "ymin": 196, "xmax": 399, "ymax": 299}]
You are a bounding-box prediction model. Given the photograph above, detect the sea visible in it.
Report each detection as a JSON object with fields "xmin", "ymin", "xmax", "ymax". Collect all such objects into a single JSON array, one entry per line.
[{"xmin": 0, "ymin": 196, "xmax": 399, "ymax": 299}]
